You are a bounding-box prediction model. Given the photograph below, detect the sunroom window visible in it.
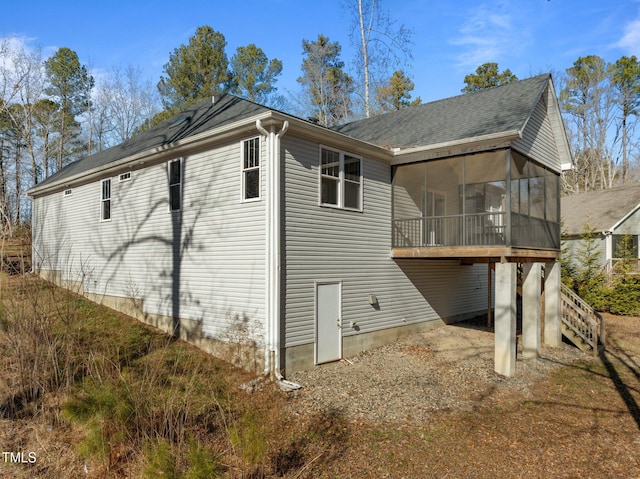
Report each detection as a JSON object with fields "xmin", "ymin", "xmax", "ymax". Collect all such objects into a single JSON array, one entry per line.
[{"xmin": 392, "ymin": 149, "xmax": 560, "ymax": 250}]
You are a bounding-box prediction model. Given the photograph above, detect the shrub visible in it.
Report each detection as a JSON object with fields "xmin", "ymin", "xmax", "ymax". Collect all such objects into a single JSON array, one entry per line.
[{"xmin": 608, "ymin": 276, "xmax": 640, "ymax": 315}]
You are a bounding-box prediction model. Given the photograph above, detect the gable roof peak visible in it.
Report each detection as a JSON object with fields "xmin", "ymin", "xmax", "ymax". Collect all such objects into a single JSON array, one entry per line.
[{"xmin": 335, "ymin": 73, "xmax": 552, "ymax": 150}]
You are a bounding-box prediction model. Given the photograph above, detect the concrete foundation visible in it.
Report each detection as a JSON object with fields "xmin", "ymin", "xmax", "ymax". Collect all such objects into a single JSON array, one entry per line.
[
  {"xmin": 37, "ymin": 262, "xmax": 562, "ymax": 379},
  {"xmin": 36, "ymin": 269, "xmax": 266, "ymax": 375},
  {"xmin": 283, "ymin": 318, "xmax": 446, "ymax": 375}
]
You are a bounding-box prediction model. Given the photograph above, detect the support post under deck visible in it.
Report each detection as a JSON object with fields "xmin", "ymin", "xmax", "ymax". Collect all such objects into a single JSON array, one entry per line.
[
  {"xmin": 522, "ymin": 262, "xmax": 542, "ymax": 359},
  {"xmin": 495, "ymin": 262, "xmax": 517, "ymax": 377},
  {"xmin": 544, "ymin": 261, "xmax": 562, "ymax": 347}
]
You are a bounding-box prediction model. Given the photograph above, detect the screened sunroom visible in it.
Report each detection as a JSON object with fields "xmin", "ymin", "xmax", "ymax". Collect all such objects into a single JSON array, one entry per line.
[{"xmin": 392, "ymin": 148, "xmax": 560, "ymax": 254}]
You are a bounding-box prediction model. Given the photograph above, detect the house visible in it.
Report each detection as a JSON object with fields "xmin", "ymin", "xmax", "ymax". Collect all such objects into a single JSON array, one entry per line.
[
  {"xmin": 562, "ymin": 184, "xmax": 640, "ymax": 274},
  {"xmin": 28, "ymin": 73, "xmax": 569, "ymax": 379}
]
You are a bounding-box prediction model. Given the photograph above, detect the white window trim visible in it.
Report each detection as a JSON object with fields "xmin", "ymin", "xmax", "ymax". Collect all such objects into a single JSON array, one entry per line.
[
  {"xmin": 168, "ymin": 158, "xmax": 183, "ymax": 212},
  {"xmin": 63, "ymin": 188, "xmax": 72, "ymax": 197},
  {"xmin": 100, "ymin": 179, "xmax": 112, "ymax": 222},
  {"xmin": 318, "ymin": 145, "xmax": 363, "ymax": 212},
  {"xmin": 241, "ymin": 136, "xmax": 261, "ymax": 203},
  {"xmin": 119, "ymin": 171, "xmax": 131, "ymax": 182}
]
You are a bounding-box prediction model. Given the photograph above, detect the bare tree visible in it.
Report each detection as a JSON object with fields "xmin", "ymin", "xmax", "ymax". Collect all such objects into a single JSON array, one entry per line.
[
  {"xmin": 10, "ymin": 44, "xmax": 47, "ymax": 186},
  {"xmin": 345, "ymin": 0, "xmax": 413, "ymax": 118},
  {"xmin": 96, "ymin": 65, "xmax": 159, "ymax": 147},
  {"xmin": 0, "ymin": 39, "xmax": 27, "ymax": 117},
  {"xmin": 0, "ymin": 40, "xmax": 47, "ymax": 228},
  {"xmin": 561, "ymin": 55, "xmax": 616, "ymax": 192}
]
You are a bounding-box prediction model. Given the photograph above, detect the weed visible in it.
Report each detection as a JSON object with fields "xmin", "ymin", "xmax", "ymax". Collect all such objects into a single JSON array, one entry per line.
[
  {"xmin": 183, "ymin": 438, "xmax": 222, "ymax": 479},
  {"xmin": 229, "ymin": 407, "xmax": 269, "ymax": 468},
  {"xmin": 143, "ymin": 438, "xmax": 178, "ymax": 479}
]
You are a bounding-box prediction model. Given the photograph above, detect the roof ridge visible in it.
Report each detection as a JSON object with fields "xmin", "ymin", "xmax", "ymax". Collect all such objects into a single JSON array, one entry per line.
[{"xmin": 338, "ymin": 73, "xmax": 551, "ymax": 130}]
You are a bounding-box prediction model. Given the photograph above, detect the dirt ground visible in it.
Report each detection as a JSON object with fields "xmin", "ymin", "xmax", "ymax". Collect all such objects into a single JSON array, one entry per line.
[
  {"xmin": 2, "ymin": 275, "xmax": 639, "ymax": 479},
  {"xmin": 286, "ymin": 314, "xmax": 640, "ymax": 478},
  {"xmin": 288, "ymin": 317, "xmax": 586, "ymax": 423}
]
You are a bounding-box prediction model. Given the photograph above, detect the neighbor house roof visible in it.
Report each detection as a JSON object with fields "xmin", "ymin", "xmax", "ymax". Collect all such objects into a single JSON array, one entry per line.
[
  {"xmin": 561, "ymin": 184, "xmax": 640, "ymax": 235},
  {"xmin": 335, "ymin": 74, "xmax": 551, "ymax": 149}
]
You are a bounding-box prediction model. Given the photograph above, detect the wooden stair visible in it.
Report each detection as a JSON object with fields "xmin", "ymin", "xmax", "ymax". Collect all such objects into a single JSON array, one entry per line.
[
  {"xmin": 560, "ymin": 283, "xmax": 605, "ymax": 356},
  {"xmin": 1, "ymin": 237, "xmax": 31, "ymax": 275}
]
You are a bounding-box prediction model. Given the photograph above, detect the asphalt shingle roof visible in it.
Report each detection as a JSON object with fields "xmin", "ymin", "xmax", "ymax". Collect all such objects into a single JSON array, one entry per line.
[
  {"xmin": 561, "ymin": 184, "xmax": 640, "ymax": 235},
  {"xmin": 36, "ymin": 94, "xmax": 270, "ymax": 189},
  {"xmin": 334, "ymin": 74, "xmax": 551, "ymax": 148},
  {"xmin": 33, "ymin": 74, "xmax": 552, "ymax": 192}
]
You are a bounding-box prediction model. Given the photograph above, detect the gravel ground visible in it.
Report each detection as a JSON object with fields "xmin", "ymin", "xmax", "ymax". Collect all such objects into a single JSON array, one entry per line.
[{"xmin": 287, "ymin": 321, "xmax": 588, "ymax": 425}]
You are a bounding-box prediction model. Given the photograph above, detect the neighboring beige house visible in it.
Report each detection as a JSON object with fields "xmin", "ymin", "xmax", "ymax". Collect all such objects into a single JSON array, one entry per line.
[
  {"xmin": 562, "ymin": 184, "xmax": 640, "ymax": 274},
  {"xmin": 28, "ymin": 74, "xmax": 570, "ymax": 379}
]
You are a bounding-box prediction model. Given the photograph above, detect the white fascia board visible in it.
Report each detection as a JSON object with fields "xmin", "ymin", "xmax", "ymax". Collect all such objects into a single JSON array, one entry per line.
[
  {"xmin": 610, "ymin": 203, "xmax": 640, "ymax": 232},
  {"xmin": 390, "ymin": 130, "xmax": 520, "ymax": 165},
  {"xmin": 281, "ymin": 116, "xmax": 394, "ymax": 161}
]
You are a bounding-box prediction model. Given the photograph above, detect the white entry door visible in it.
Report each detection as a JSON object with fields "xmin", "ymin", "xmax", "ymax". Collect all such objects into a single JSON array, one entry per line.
[{"xmin": 315, "ymin": 282, "xmax": 342, "ymax": 364}]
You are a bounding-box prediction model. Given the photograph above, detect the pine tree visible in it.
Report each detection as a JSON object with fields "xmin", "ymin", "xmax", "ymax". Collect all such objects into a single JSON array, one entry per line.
[
  {"xmin": 157, "ymin": 26, "xmax": 230, "ymax": 113},
  {"xmin": 374, "ymin": 70, "xmax": 421, "ymax": 113},
  {"xmin": 44, "ymin": 47, "xmax": 94, "ymax": 170},
  {"xmin": 229, "ymin": 44, "xmax": 282, "ymax": 104},
  {"xmin": 461, "ymin": 63, "xmax": 517, "ymax": 93},
  {"xmin": 298, "ymin": 35, "xmax": 354, "ymax": 127},
  {"xmin": 610, "ymin": 56, "xmax": 640, "ymax": 184}
]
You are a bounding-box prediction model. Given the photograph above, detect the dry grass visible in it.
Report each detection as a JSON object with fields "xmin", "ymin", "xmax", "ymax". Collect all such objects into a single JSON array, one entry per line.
[
  {"xmin": 1, "ymin": 273, "xmax": 640, "ymax": 478},
  {"xmin": 0, "ymin": 273, "xmax": 352, "ymax": 478}
]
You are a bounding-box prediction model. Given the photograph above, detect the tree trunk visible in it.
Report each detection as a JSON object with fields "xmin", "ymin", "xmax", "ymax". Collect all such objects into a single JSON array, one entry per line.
[{"xmin": 358, "ymin": 0, "xmax": 371, "ymax": 118}]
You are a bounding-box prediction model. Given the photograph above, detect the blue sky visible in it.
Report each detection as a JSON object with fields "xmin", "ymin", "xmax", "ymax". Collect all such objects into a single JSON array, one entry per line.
[{"xmin": 2, "ymin": 0, "xmax": 639, "ymax": 105}]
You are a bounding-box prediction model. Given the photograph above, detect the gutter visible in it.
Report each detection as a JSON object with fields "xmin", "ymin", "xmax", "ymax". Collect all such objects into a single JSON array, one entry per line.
[
  {"xmin": 256, "ymin": 119, "xmax": 300, "ymax": 391},
  {"xmin": 390, "ymin": 130, "xmax": 521, "ymax": 165},
  {"xmin": 27, "ymin": 111, "xmax": 277, "ymax": 198}
]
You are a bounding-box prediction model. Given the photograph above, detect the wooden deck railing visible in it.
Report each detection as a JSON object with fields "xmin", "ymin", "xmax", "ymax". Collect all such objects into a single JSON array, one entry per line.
[
  {"xmin": 392, "ymin": 212, "xmax": 506, "ymax": 248},
  {"xmin": 603, "ymin": 258, "xmax": 640, "ymax": 276}
]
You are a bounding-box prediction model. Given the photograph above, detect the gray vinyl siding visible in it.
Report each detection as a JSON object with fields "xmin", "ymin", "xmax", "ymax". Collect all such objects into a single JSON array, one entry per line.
[
  {"xmin": 513, "ymin": 88, "xmax": 562, "ymax": 173},
  {"xmin": 282, "ymin": 136, "xmax": 489, "ymax": 348},
  {"xmin": 562, "ymin": 234, "xmax": 605, "ymax": 269},
  {"xmin": 32, "ymin": 138, "xmax": 267, "ymax": 345},
  {"xmin": 614, "ymin": 209, "xmax": 640, "ymax": 235}
]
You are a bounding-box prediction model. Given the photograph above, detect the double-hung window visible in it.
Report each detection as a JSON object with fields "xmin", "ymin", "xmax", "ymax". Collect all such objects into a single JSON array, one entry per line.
[
  {"xmin": 101, "ymin": 179, "xmax": 111, "ymax": 221},
  {"xmin": 242, "ymin": 137, "xmax": 260, "ymax": 201},
  {"xmin": 168, "ymin": 159, "xmax": 182, "ymax": 211},
  {"xmin": 320, "ymin": 146, "xmax": 362, "ymax": 210}
]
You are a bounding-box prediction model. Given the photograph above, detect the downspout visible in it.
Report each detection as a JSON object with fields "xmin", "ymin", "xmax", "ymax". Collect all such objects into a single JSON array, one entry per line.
[{"xmin": 256, "ymin": 119, "xmax": 299, "ymax": 390}]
